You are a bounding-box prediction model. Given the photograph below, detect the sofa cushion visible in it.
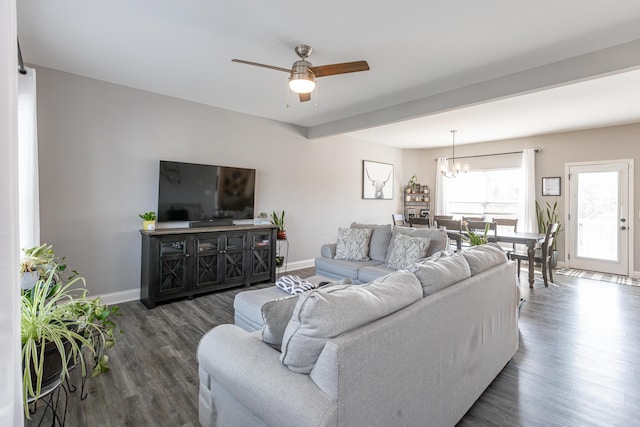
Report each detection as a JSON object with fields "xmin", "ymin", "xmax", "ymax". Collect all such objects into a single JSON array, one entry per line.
[
  {"xmin": 261, "ymin": 295, "xmax": 299, "ymax": 349},
  {"xmin": 280, "ymin": 270, "xmax": 423, "ymax": 373},
  {"xmin": 386, "ymin": 226, "xmax": 448, "ymax": 261},
  {"xmin": 350, "ymin": 223, "xmax": 392, "ymax": 262},
  {"xmin": 335, "ymin": 227, "xmax": 372, "ymax": 261},
  {"xmin": 357, "ymin": 265, "xmax": 395, "ymax": 283},
  {"xmin": 409, "ymin": 252, "xmax": 471, "ymax": 296},
  {"xmin": 262, "ymin": 279, "xmax": 352, "ymax": 349},
  {"xmin": 461, "ymin": 243, "xmax": 508, "ymax": 276},
  {"xmin": 315, "ymin": 257, "xmax": 383, "ymax": 280},
  {"xmin": 386, "ymin": 233, "xmax": 431, "ymax": 269}
]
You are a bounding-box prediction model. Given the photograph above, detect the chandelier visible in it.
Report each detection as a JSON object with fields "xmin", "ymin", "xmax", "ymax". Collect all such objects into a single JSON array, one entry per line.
[{"xmin": 441, "ymin": 130, "xmax": 469, "ymax": 178}]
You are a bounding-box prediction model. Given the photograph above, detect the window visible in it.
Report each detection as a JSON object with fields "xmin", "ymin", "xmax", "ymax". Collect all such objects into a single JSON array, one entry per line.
[{"xmin": 446, "ymin": 168, "xmax": 521, "ymax": 219}]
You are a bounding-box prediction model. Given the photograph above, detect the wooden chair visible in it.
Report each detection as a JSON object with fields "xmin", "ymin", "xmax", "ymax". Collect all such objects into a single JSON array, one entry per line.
[
  {"xmin": 462, "ymin": 215, "xmax": 485, "ymax": 222},
  {"xmin": 392, "ymin": 213, "xmax": 405, "ymax": 226},
  {"xmin": 508, "ymin": 222, "xmax": 559, "ymax": 287},
  {"xmin": 465, "ymin": 220, "xmax": 497, "ymax": 242},
  {"xmin": 435, "ymin": 218, "xmax": 462, "ymax": 250},
  {"xmin": 493, "ymin": 218, "xmax": 518, "ymax": 251},
  {"xmin": 435, "ymin": 218, "xmax": 461, "ymax": 231},
  {"xmin": 433, "ymin": 215, "xmax": 453, "ymax": 224},
  {"xmin": 408, "ymin": 217, "xmax": 430, "ymax": 228}
]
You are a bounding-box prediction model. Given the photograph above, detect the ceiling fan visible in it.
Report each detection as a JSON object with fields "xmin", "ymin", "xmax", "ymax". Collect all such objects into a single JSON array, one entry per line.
[{"xmin": 232, "ymin": 44, "xmax": 370, "ymax": 102}]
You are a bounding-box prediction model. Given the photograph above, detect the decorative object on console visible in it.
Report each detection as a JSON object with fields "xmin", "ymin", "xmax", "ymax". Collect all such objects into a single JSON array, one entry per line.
[
  {"xmin": 139, "ymin": 211, "xmax": 157, "ymax": 231},
  {"xmin": 441, "ymin": 130, "xmax": 469, "ymax": 178},
  {"xmin": 363, "ymin": 160, "xmax": 393, "ymax": 200},
  {"xmin": 270, "ymin": 210, "xmax": 286, "ymax": 239}
]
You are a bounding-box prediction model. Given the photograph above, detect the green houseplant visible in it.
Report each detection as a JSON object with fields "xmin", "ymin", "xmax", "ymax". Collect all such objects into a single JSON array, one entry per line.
[
  {"xmin": 463, "ymin": 223, "xmax": 490, "ymax": 246},
  {"xmin": 536, "ymin": 200, "xmax": 561, "ymax": 267},
  {"xmin": 139, "ymin": 211, "xmax": 157, "ymax": 231},
  {"xmin": 271, "ymin": 210, "xmax": 286, "ymax": 240},
  {"xmin": 20, "ymin": 245, "xmax": 121, "ymax": 416}
]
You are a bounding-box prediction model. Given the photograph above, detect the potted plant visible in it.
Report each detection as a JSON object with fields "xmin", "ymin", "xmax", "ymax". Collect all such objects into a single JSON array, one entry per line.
[
  {"xmin": 20, "ymin": 246, "xmax": 121, "ymax": 417},
  {"xmin": 536, "ymin": 200, "xmax": 561, "ymax": 267},
  {"xmin": 139, "ymin": 211, "xmax": 157, "ymax": 231},
  {"xmin": 271, "ymin": 210, "xmax": 286, "ymax": 240},
  {"xmin": 275, "ymin": 255, "xmax": 285, "ymax": 268},
  {"xmin": 463, "ymin": 223, "xmax": 490, "ymax": 246}
]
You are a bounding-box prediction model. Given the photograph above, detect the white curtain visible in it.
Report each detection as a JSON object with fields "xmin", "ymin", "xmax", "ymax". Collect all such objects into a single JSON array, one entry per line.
[
  {"xmin": 18, "ymin": 66, "xmax": 39, "ymax": 250},
  {"xmin": 1, "ymin": 0, "xmax": 25, "ymax": 424},
  {"xmin": 519, "ymin": 148, "xmax": 536, "ymax": 232},
  {"xmin": 434, "ymin": 157, "xmax": 448, "ymax": 215}
]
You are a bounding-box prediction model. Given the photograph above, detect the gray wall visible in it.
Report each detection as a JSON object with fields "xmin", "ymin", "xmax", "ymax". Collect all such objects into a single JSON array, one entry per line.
[
  {"xmin": 403, "ymin": 124, "xmax": 640, "ymax": 269},
  {"xmin": 35, "ymin": 66, "xmax": 404, "ymax": 298}
]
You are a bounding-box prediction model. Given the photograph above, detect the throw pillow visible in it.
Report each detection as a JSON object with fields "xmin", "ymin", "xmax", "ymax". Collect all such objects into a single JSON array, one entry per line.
[
  {"xmin": 261, "ymin": 296, "xmax": 299, "ymax": 349},
  {"xmin": 280, "ymin": 270, "xmax": 423, "ymax": 373},
  {"xmin": 461, "ymin": 243, "xmax": 508, "ymax": 276},
  {"xmin": 350, "ymin": 223, "xmax": 392, "ymax": 262},
  {"xmin": 334, "ymin": 227, "xmax": 372, "ymax": 261},
  {"xmin": 409, "ymin": 252, "xmax": 471, "ymax": 296},
  {"xmin": 387, "ymin": 226, "xmax": 448, "ymax": 260},
  {"xmin": 386, "ymin": 233, "xmax": 431, "ymax": 269}
]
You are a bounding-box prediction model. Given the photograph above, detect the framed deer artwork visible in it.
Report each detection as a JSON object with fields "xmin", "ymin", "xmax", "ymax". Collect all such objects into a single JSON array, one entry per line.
[{"xmin": 362, "ymin": 160, "xmax": 394, "ymax": 200}]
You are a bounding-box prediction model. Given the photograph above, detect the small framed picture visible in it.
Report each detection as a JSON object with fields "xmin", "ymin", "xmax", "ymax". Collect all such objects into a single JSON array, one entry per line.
[
  {"xmin": 407, "ymin": 208, "xmax": 416, "ymax": 218},
  {"xmin": 419, "ymin": 209, "xmax": 429, "ymax": 218},
  {"xmin": 542, "ymin": 177, "xmax": 561, "ymax": 196}
]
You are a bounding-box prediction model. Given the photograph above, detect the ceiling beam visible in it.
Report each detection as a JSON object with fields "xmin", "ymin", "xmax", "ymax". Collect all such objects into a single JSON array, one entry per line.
[{"xmin": 307, "ymin": 39, "xmax": 640, "ymax": 140}]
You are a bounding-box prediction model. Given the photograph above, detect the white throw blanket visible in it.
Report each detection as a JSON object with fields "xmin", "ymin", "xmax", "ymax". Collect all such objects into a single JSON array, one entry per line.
[{"xmin": 276, "ymin": 275, "xmax": 317, "ymax": 294}]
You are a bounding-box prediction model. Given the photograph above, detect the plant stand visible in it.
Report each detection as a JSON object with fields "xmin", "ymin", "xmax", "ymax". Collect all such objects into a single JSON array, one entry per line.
[
  {"xmin": 276, "ymin": 238, "xmax": 289, "ymax": 275},
  {"xmin": 27, "ymin": 379, "xmax": 68, "ymax": 426}
]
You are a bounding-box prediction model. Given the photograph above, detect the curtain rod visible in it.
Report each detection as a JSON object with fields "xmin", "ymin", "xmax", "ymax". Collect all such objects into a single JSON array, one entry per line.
[
  {"xmin": 17, "ymin": 39, "xmax": 27, "ymax": 75},
  {"xmin": 434, "ymin": 148, "xmax": 540, "ymax": 161}
]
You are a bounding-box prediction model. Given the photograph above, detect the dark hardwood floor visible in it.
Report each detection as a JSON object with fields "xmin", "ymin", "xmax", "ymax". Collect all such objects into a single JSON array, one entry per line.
[{"xmin": 27, "ymin": 267, "xmax": 640, "ymax": 426}]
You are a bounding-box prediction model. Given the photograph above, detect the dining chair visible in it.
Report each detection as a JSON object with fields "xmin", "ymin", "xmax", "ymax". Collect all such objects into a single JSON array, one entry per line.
[
  {"xmin": 462, "ymin": 215, "xmax": 485, "ymax": 222},
  {"xmin": 465, "ymin": 220, "xmax": 497, "ymax": 242},
  {"xmin": 435, "ymin": 218, "xmax": 462, "ymax": 250},
  {"xmin": 508, "ymin": 222, "xmax": 559, "ymax": 287},
  {"xmin": 392, "ymin": 213, "xmax": 405, "ymax": 226},
  {"xmin": 408, "ymin": 217, "xmax": 430, "ymax": 228},
  {"xmin": 493, "ymin": 218, "xmax": 518, "ymax": 251},
  {"xmin": 433, "ymin": 215, "xmax": 453, "ymax": 223},
  {"xmin": 434, "ymin": 218, "xmax": 461, "ymax": 231}
]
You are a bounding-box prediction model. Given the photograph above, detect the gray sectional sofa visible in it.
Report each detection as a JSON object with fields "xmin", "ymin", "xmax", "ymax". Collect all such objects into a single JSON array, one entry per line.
[
  {"xmin": 198, "ymin": 244, "xmax": 519, "ymax": 427},
  {"xmin": 315, "ymin": 223, "xmax": 449, "ymax": 283}
]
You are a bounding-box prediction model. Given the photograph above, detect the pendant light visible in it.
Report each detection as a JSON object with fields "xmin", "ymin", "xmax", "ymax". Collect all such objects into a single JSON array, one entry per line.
[{"xmin": 441, "ymin": 130, "xmax": 470, "ymax": 178}]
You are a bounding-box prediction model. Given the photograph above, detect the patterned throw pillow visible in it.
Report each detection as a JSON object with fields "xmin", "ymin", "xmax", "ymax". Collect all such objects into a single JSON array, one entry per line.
[
  {"xmin": 334, "ymin": 227, "xmax": 373, "ymax": 261},
  {"xmin": 386, "ymin": 233, "xmax": 431, "ymax": 269}
]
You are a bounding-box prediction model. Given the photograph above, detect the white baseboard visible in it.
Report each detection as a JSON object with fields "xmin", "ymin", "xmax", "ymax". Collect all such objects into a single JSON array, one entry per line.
[
  {"xmin": 97, "ymin": 258, "xmax": 316, "ymax": 306},
  {"xmin": 95, "ymin": 288, "xmax": 140, "ymax": 305}
]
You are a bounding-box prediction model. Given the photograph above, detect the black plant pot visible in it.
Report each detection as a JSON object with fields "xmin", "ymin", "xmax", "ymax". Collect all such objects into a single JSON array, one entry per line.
[{"xmin": 26, "ymin": 338, "xmax": 72, "ymax": 393}]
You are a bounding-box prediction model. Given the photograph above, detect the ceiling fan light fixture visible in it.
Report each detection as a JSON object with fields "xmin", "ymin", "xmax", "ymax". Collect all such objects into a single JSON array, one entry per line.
[
  {"xmin": 289, "ymin": 60, "xmax": 316, "ymax": 94},
  {"xmin": 289, "ymin": 72, "xmax": 316, "ymax": 93}
]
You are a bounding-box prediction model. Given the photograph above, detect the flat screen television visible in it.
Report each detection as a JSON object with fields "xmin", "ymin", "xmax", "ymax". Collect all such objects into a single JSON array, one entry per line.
[{"xmin": 157, "ymin": 160, "xmax": 256, "ymax": 223}]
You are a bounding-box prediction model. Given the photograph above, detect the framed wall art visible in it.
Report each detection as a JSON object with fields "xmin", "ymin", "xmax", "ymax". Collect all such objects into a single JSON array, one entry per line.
[
  {"xmin": 542, "ymin": 176, "xmax": 561, "ymax": 196},
  {"xmin": 362, "ymin": 160, "xmax": 394, "ymax": 200}
]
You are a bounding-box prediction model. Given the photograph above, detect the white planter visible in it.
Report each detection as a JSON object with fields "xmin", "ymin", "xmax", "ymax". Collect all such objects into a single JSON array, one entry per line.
[{"xmin": 20, "ymin": 270, "xmax": 40, "ymax": 290}]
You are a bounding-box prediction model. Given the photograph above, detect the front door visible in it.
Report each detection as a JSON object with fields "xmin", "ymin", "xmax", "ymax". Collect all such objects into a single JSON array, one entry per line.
[{"xmin": 567, "ymin": 161, "xmax": 631, "ymax": 275}]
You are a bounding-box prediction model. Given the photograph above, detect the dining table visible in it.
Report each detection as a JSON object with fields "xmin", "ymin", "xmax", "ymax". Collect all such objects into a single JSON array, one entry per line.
[{"xmin": 446, "ymin": 229, "xmax": 546, "ymax": 287}]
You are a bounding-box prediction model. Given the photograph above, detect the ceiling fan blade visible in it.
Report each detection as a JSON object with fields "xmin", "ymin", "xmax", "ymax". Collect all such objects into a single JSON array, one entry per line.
[
  {"xmin": 308, "ymin": 61, "xmax": 369, "ymax": 77},
  {"xmin": 231, "ymin": 59, "xmax": 291, "ymax": 73},
  {"xmin": 298, "ymin": 92, "xmax": 311, "ymax": 102}
]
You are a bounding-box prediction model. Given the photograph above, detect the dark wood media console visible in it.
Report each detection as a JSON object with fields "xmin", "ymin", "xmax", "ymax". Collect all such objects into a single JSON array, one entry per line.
[{"xmin": 139, "ymin": 224, "xmax": 277, "ymax": 308}]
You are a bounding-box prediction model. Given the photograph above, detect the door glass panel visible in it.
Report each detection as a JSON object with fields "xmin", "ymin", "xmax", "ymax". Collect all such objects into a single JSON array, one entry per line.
[
  {"xmin": 576, "ymin": 171, "xmax": 618, "ymax": 261},
  {"xmin": 226, "ymin": 236, "xmax": 244, "ymax": 250},
  {"xmin": 198, "ymin": 238, "xmax": 219, "ymax": 253},
  {"xmin": 160, "ymin": 240, "xmax": 185, "ymax": 255}
]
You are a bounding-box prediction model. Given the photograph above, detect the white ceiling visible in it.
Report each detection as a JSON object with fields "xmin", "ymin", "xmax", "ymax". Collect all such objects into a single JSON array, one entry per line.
[{"xmin": 16, "ymin": 0, "xmax": 640, "ymax": 148}]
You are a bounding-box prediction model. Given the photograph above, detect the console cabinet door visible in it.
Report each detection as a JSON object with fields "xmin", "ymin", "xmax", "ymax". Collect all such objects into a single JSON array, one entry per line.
[
  {"xmin": 157, "ymin": 237, "xmax": 190, "ymax": 296},
  {"xmin": 195, "ymin": 235, "xmax": 222, "ymax": 289},
  {"xmin": 249, "ymin": 230, "xmax": 274, "ymax": 282},
  {"xmin": 220, "ymin": 232, "xmax": 246, "ymax": 285}
]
